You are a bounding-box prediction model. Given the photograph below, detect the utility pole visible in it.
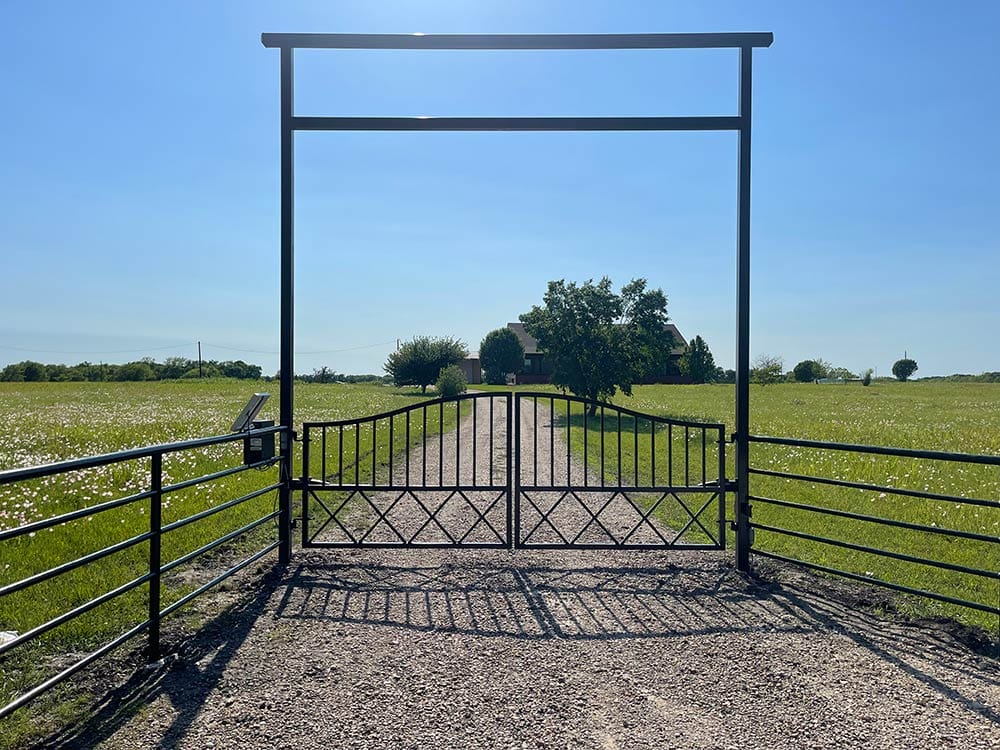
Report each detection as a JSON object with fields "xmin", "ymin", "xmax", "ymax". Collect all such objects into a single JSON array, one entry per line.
[{"xmin": 198, "ymin": 341, "xmax": 203, "ymax": 378}]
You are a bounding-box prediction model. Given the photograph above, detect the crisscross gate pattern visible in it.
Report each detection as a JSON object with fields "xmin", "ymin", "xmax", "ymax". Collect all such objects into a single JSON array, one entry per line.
[{"xmin": 300, "ymin": 392, "xmax": 727, "ymax": 550}]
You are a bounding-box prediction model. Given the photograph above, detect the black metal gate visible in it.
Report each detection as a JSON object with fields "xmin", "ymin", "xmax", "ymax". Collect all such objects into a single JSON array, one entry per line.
[{"xmin": 300, "ymin": 392, "xmax": 727, "ymax": 550}]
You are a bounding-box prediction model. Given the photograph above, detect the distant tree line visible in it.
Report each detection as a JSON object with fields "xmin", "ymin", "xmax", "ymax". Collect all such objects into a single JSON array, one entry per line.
[
  {"xmin": 298, "ymin": 367, "xmax": 389, "ymax": 384},
  {"xmin": 0, "ymin": 357, "xmax": 262, "ymax": 382}
]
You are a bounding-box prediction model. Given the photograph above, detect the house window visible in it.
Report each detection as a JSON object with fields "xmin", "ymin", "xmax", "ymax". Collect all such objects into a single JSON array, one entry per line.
[{"xmin": 524, "ymin": 358, "xmax": 532, "ymax": 372}]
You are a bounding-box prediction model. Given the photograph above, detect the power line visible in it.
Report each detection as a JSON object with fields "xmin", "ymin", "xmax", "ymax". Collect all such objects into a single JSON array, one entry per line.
[
  {"xmin": 202, "ymin": 340, "xmax": 397, "ymax": 355},
  {"xmin": 0, "ymin": 343, "xmax": 195, "ymax": 355},
  {"xmin": 0, "ymin": 339, "xmax": 399, "ymax": 358}
]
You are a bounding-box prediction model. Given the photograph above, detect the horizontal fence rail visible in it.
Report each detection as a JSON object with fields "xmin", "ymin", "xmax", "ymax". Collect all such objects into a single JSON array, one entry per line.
[
  {"xmin": 0, "ymin": 426, "xmax": 288, "ymax": 721},
  {"xmin": 514, "ymin": 392, "xmax": 728, "ymax": 550},
  {"xmin": 746, "ymin": 434, "xmax": 1000, "ymax": 619}
]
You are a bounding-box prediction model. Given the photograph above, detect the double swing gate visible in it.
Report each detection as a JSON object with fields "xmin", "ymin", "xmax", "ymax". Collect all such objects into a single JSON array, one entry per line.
[{"xmin": 300, "ymin": 392, "xmax": 728, "ymax": 550}]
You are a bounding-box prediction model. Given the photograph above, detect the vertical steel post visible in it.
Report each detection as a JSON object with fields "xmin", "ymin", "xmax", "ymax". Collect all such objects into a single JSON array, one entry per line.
[
  {"xmin": 734, "ymin": 46, "xmax": 753, "ymax": 572},
  {"xmin": 278, "ymin": 44, "xmax": 295, "ymax": 565},
  {"xmin": 147, "ymin": 452, "xmax": 162, "ymax": 661}
]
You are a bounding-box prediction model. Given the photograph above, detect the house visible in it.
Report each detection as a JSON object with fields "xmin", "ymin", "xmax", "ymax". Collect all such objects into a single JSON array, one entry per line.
[{"xmin": 506, "ymin": 321, "xmax": 691, "ymax": 385}]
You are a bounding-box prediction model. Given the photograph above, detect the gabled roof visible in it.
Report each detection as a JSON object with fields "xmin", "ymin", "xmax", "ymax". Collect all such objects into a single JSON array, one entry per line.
[
  {"xmin": 508, "ymin": 321, "xmax": 687, "ymax": 356},
  {"xmin": 506, "ymin": 322, "xmax": 539, "ymax": 354}
]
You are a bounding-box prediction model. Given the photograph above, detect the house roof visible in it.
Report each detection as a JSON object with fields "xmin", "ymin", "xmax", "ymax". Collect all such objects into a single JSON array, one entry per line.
[
  {"xmin": 508, "ymin": 321, "xmax": 687, "ymax": 356},
  {"xmin": 506, "ymin": 322, "xmax": 539, "ymax": 354}
]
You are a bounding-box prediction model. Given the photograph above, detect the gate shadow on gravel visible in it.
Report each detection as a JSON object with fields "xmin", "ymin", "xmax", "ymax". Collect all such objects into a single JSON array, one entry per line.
[
  {"xmin": 759, "ymin": 577, "xmax": 1000, "ymax": 724},
  {"xmin": 42, "ymin": 567, "xmax": 285, "ymax": 750},
  {"xmin": 273, "ymin": 560, "xmax": 820, "ymax": 641},
  {"xmin": 273, "ymin": 559, "xmax": 999, "ymax": 726}
]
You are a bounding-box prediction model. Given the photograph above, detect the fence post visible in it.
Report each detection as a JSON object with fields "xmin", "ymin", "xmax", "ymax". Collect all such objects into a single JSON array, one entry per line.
[
  {"xmin": 147, "ymin": 452, "xmax": 162, "ymax": 661},
  {"xmin": 734, "ymin": 44, "xmax": 754, "ymax": 573}
]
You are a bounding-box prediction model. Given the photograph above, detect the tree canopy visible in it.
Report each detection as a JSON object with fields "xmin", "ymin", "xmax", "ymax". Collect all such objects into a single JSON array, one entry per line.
[
  {"xmin": 752, "ymin": 354, "xmax": 784, "ymax": 386},
  {"xmin": 520, "ymin": 277, "xmax": 674, "ymax": 412},
  {"xmin": 384, "ymin": 336, "xmax": 468, "ymax": 393},
  {"xmin": 679, "ymin": 335, "xmax": 717, "ymax": 384},
  {"xmin": 792, "ymin": 359, "xmax": 826, "ymax": 383},
  {"xmin": 892, "ymin": 358, "xmax": 918, "ymax": 381},
  {"xmin": 0, "ymin": 357, "xmax": 262, "ymax": 382},
  {"xmin": 479, "ymin": 328, "xmax": 524, "ymax": 385}
]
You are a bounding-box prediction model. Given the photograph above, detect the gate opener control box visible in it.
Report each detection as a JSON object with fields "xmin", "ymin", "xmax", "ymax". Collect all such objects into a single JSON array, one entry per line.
[{"xmin": 231, "ymin": 394, "xmax": 275, "ymax": 466}]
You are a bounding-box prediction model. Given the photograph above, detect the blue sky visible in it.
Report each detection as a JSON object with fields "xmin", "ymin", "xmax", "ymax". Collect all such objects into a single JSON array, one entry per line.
[{"xmin": 2, "ymin": 1, "xmax": 997, "ymax": 378}]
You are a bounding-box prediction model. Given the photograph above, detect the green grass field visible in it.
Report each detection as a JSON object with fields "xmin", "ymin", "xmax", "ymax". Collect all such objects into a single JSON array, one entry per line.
[
  {"xmin": 483, "ymin": 381, "xmax": 1000, "ymax": 630},
  {"xmin": 0, "ymin": 380, "xmax": 449, "ymax": 744},
  {"xmin": 0, "ymin": 378, "xmax": 997, "ymax": 744}
]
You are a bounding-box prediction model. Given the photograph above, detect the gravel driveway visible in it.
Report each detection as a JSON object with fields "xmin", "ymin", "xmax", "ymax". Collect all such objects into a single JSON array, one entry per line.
[{"xmin": 43, "ymin": 397, "xmax": 1000, "ymax": 749}]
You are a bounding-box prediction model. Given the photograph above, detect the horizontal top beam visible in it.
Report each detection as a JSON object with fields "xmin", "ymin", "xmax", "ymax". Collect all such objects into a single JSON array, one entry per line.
[
  {"xmin": 291, "ymin": 116, "xmax": 742, "ymax": 132},
  {"xmin": 260, "ymin": 32, "xmax": 773, "ymax": 50}
]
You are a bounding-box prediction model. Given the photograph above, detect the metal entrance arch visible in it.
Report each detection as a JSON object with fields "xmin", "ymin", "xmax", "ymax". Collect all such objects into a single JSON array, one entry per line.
[{"xmin": 261, "ymin": 32, "xmax": 773, "ymax": 569}]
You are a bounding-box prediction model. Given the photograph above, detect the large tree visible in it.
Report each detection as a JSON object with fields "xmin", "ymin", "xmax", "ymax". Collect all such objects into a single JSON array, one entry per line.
[
  {"xmin": 385, "ymin": 336, "xmax": 468, "ymax": 393},
  {"xmin": 793, "ymin": 359, "xmax": 825, "ymax": 383},
  {"xmin": 892, "ymin": 358, "xmax": 918, "ymax": 382},
  {"xmin": 479, "ymin": 327, "xmax": 524, "ymax": 385},
  {"xmin": 751, "ymin": 354, "xmax": 784, "ymax": 386},
  {"xmin": 680, "ymin": 335, "xmax": 718, "ymax": 383},
  {"xmin": 520, "ymin": 277, "xmax": 674, "ymax": 413}
]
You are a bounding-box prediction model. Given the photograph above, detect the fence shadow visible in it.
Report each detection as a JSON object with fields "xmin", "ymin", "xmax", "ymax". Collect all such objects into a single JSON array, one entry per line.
[
  {"xmin": 42, "ymin": 565, "xmax": 285, "ymax": 750},
  {"xmin": 273, "ymin": 556, "xmax": 818, "ymax": 641},
  {"xmin": 273, "ymin": 553, "xmax": 998, "ymax": 724}
]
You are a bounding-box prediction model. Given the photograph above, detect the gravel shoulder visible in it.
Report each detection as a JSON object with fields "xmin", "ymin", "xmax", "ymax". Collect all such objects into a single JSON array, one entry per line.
[{"xmin": 36, "ymin": 398, "xmax": 1000, "ymax": 749}]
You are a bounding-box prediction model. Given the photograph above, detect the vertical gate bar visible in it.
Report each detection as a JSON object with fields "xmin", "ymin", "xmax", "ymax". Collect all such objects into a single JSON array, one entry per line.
[
  {"xmin": 489, "ymin": 397, "xmax": 494, "ymax": 483},
  {"xmin": 355, "ymin": 422, "xmax": 360, "ymax": 485},
  {"xmin": 321, "ymin": 427, "xmax": 327, "ymax": 486},
  {"xmin": 301, "ymin": 429, "xmax": 310, "ymax": 547},
  {"xmin": 513, "ymin": 394, "xmax": 521, "ymax": 547},
  {"xmin": 718, "ymin": 427, "xmax": 727, "ymax": 549},
  {"xmin": 439, "ymin": 401, "xmax": 444, "ymax": 486},
  {"xmin": 422, "ymin": 407, "xmax": 427, "ymax": 486},
  {"xmin": 533, "ymin": 397, "xmax": 538, "ymax": 486},
  {"xmin": 617, "ymin": 411, "xmax": 622, "ymax": 486},
  {"xmin": 633, "ymin": 418, "xmax": 639, "ymax": 487},
  {"xmin": 685, "ymin": 426, "xmax": 690, "ymax": 486},
  {"xmin": 472, "ymin": 396, "xmax": 478, "ymax": 485},
  {"xmin": 405, "ymin": 411, "xmax": 411, "ymax": 485},
  {"xmin": 372, "ymin": 419, "xmax": 377, "ymax": 484},
  {"xmin": 507, "ymin": 394, "xmax": 514, "ymax": 547},
  {"xmin": 651, "ymin": 420, "xmax": 656, "ymax": 486},
  {"xmin": 668, "ymin": 424, "xmax": 673, "ymax": 486},
  {"xmin": 277, "ymin": 43, "xmax": 295, "ymax": 566},
  {"xmin": 456, "ymin": 400, "xmax": 461, "ymax": 485},
  {"xmin": 147, "ymin": 452, "xmax": 162, "ymax": 661},
  {"xmin": 338, "ymin": 426, "xmax": 343, "ymax": 486},
  {"xmin": 583, "ymin": 405, "xmax": 589, "ymax": 487},
  {"xmin": 600, "ymin": 406, "xmax": 605, "ymax": 488},
  {"xmin": 549, "ymin": 397, "xmax": 554, "ymax": 486},
  {"xmin": 566, "ymin": 399, "xmax": 571, "ymax": 485},
  {"xmin": 735, "ymin": 45, "xmax": 754, "ymax": 572},
  {"xmin": 702, "ymin": 428, "xmax": 707, "ymax": 485},
  {"xmin": 389, "ymin": 414, "xmax": 394, "ymax": 485}
]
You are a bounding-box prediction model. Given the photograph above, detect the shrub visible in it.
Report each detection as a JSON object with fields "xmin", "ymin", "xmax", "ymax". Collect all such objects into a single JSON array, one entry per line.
[{"xmin": 436, "ymin": 365, "xmax": 467, "ymax": 398}]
